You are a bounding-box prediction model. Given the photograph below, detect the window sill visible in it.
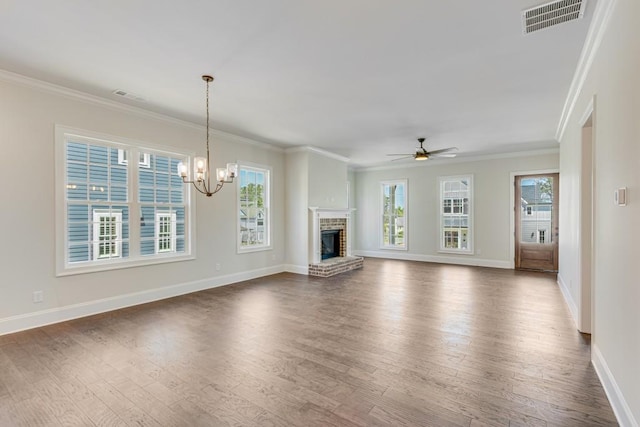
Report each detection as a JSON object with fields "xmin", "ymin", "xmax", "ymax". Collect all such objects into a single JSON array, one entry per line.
[
  {"xmin": 238, "ymin": 245, "xmax": 272, "ymax": 254},
  {"xmin": 379, "ymin": 246, "xmax": 408, "ymax": 251},
  {"xmin": 437, "ymin": 249, "xmax": 474, "ymax": 255},
  {"xmin": 56, "ymin": 253, "xmax": 195, "ymax": 277}
]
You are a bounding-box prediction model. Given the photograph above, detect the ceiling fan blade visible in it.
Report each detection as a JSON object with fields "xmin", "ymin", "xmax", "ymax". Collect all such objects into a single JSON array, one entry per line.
[
  {"xmin": 430, "ymin": 153, "xmax": 457, "ymax": 158},
  {"xmin": 390, "ymin": 155, "xmax": 414, "ymax": 161},
  {"xmin": 386, "ymin": 153, "xmax": 413, "ymax": 156},
  {"xmin": 427, "ymin": 147, "xmax": 458, "ymax": 155}
]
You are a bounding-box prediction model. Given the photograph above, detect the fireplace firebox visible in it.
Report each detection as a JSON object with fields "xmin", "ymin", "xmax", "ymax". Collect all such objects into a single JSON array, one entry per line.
[{"xmin": 321, "ymin": 229, "xmax": 341, "ymax": 260}]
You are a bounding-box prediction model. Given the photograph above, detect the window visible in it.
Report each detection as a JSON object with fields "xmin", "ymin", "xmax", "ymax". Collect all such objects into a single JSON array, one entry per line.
[
  {"xmin": 237, "ymin": 163, "xmax": 270, "ymax": 252},
  {"xmin": 117, "ymin": 149, "xmax": 150, "ymax": 168},
  {"xmin": 156, "ymin": 212, "xmax": 177, "ymax": 253},
  {"xmin": 92, "ymin": 210, "xmax": 122, "ymax": 260},
  {"xmin": 55, "ymin": 126, "xmax": 192, "ymax": 275},
  {"xmin": 439, "ymin": 175, "xmax": 473, "ymax": 253},
  {"xmin": 381, "ymin": 180, "xmax": 407, "ymax": 250},
  {"xmin": 538, "ymin": 229, "xmax": 546, "ymax": 244}
]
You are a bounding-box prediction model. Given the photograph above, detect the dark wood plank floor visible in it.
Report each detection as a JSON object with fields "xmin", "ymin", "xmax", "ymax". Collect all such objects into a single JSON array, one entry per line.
[{"xmin": 0, "ymin": 259, "xmax": 617, "ymax": 426}]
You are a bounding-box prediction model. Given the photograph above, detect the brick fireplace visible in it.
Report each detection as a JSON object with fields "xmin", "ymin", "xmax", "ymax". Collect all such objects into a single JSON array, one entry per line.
[{"xmin": 309, "ymin": 207, "xmax": 363, "ymax": 277}]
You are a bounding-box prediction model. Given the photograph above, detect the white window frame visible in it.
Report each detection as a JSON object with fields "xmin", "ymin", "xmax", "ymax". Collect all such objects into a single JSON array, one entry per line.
[
  {"xmin": 380, "ymin": 179, "xmax": 408, "ymax": 250},
  {"xmin": 155, "ymin": 211, "xmax": 177, "ymax": 253},
  {"xmin": 237, "ymin": 162, "xmax": 271, "ymax": 253},
  {"xmin": 55, "ymin": 125, "xmax": 195, "ymax": 276},
  {"xmin": 438, "ymin": 174, "xmax": 473, "ymax": 254},
  {"xmin": 92, "ymin": 210, "xmax": 122, "ymax": 260},
  {"xmin": 118, "ymin": 149, "xmax": 151, "ymax": 168}
]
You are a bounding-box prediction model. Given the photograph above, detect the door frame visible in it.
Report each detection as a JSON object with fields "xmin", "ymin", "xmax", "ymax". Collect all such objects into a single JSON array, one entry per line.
[
  {"xmin": 509, "ymin": 168, "xmax": 559, "ymax": 269},
  {"xmin": 579, "ymin": 97, "xmax": 595, "ymax": 334}
]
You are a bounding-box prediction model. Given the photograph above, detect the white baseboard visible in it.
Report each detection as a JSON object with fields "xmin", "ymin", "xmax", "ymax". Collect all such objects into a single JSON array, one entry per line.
[
  {"xmin": 557, "ymin": 273, "xmax": 579, "ymax": 329},
  {"xmin": 353, "ymin": 250, "xmax": 511, "ymax": 269},
  {"xmin": 0, "ymin": 265, "xmax": 286, "ymax": 336},
  {"xmin": 592, "ymin": 344, "xmax": 638, "ymax": 427},
  {"xmin": 284, "ymin": 264, "xmax": 309, "ymax": 275}
]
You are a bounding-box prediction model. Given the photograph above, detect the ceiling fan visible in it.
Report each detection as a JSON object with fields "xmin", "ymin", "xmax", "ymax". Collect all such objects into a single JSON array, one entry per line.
[{"xmin": 387, "ymin": 138, "xmax": 458, "ymax": 161}]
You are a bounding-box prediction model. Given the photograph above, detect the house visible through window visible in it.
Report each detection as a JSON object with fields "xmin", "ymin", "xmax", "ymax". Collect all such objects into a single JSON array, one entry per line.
[
  {"xmin": 238, "ymin": 164, "xmax": 270, "ymax": 252},
  {"xmin": 56, "ymin": 127, "xmax": 192, "ymax": 275},
  {"xmin": 381, "ymin": 180, "xmax": 407, "ymax": 249},
  {"xmin": 156, "ymin": 212, "xmax": 176, "ymax": 253},
  {"xmin": 439, "ymin": 175, "xmax": 473, "ymax": 253},
  {"xmin": 92, "ymin": 210, "xmax": 122, "ymax": 260},
  {"xmin": 118, "ymin": 149, "xmax": 150, "ymax": 168}
]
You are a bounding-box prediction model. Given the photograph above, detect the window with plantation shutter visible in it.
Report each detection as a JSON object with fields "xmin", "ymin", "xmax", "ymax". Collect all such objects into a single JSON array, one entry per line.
[{"xmin": 55, "ymin": 126, "xmax": 193, "ymax": 276}]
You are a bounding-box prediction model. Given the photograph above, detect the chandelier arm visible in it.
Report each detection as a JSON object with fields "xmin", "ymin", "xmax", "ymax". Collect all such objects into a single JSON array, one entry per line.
[
  {"xmin": 211, "ymin": 182, "xmax": 225, "ymax": 195},
  {"xmin": 191, "ymin": 182, "xmax": 210, "ymax": 196}
]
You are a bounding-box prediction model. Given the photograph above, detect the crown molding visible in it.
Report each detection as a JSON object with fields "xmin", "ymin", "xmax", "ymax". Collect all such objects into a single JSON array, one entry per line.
[
  {"xmin": 285, "ymin": 146, "xmax": 350, "ymax": 163},
  {"xmin": 0, "ymin": 68, "xmax": 283, "ymax": 153},
  {"xmin": 353, "ymin": 147, "xmax": 559, "ymax": 172},
  {"xmin": 556, "ymin": 0, "xmax": 618, "ymax": 141}
]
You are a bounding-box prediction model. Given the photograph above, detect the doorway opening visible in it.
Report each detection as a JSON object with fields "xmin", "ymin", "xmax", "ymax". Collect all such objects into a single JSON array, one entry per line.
[{"xmin": 515, "ymin": 173, "xmax": 559, "ymax": 271}]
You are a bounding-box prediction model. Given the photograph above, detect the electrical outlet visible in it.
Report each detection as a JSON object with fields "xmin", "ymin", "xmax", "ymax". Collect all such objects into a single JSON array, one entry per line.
[
  {"xmin": 33, "ymin": 291, "xmax": 43, "ymax": 303},
  {"xmin": 215, "ymin": 263, "xmax": 221, "ymax": 271}
]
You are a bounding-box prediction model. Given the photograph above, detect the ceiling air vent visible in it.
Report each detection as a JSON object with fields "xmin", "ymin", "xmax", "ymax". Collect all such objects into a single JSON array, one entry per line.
[
  {"xmin": 112, "ymin": 89, "xmax": 146, "ymax": 102},
  {"xmin": 522, "ymin": 0, "xmax": 587, "ymax": 34}
]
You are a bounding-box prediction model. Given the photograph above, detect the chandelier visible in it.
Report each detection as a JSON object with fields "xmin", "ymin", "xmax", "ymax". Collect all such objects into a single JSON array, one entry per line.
[{"xmin": 177, "ymin": 75, "xmax": 237, "ymax": 197}]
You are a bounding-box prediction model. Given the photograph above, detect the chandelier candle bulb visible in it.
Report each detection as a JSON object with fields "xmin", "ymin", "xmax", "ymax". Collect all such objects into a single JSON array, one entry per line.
[
  {"xmin": 216, "ymin": 168, "xmax": 228, "ymax": 182},
  {"xmin": 226, "ymin": 163, "xmax": 238, "ymax": 178},
  {"xmin": 177, "ymin": 162, "xmax": 188, "ymax": 178}
]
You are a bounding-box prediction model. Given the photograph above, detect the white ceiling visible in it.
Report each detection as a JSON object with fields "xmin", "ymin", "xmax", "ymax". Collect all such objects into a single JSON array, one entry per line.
[{"xmin": 0, "ymin": 0, "xmax": 594, "ymax": 167}]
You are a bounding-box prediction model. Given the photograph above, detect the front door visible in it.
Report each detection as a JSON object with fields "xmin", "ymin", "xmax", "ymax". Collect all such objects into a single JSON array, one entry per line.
[{"xmin": 515, "ymin": 173, "xmax": 559, "ymax": 271}]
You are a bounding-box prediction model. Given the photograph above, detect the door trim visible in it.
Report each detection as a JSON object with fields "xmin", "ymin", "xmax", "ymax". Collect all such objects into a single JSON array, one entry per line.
[{"xmin": 509, "ymin": 168, "xmax": 559, "ymax": 269}]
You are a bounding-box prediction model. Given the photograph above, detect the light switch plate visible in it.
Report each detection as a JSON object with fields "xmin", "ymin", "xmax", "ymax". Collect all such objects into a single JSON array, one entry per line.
[{"xmin": 614, "ymin": 187, "xmax": 627, "ymax": 206}]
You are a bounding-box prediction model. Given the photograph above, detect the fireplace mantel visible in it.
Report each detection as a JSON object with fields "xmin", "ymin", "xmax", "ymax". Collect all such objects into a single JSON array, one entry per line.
[{"xmin": 309, "ymin": 207, "xmax": 355, "ymax": 264}]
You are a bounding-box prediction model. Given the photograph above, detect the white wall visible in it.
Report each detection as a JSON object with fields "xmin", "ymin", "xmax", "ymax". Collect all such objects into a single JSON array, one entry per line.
[
  {"xmin": 283, "ymin": 148, "xmax": 349, "ymax": 270},
  {"xmin": 308, "ymin": 150, "xmax": 348, "ymax": 209},
  {"xmin": 0, "ymin": 75, "xmax": 285, "ymax": 333},
  {"xmin": 558, "ymin": 0, "xmax": 639, "ymax": 423},
  {"xmin": 284, "ymin": 150, "xmax": 309, "ymax": 272},
  {"xmin": 353, "ymin": 152, "xmax": 559, "ymax": 268}
]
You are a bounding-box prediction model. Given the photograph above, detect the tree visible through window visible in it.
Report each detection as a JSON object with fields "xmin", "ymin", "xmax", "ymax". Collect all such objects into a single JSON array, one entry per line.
[
  {"xmin": 238, "ymin": 164, "xmax": 270, "ymax": 251},
  {"xmin": 381, "ymin": 180, "xmax": 407, "ymax": 249}
]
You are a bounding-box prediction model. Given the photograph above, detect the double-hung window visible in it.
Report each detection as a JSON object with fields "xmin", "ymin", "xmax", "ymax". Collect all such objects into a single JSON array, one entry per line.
[
  {"xmin": 55, "ymin": 126, "xmax": 192, "ymax": 275},
  {"xmin": 438, "ymin": 175, "xmax": 473, "ymax": 253},
  {"xmin": 237, "ymin": 163, "xmax": 271, "ymax": 252},
  {"xmin": 380, "ymin": 180, "xmax": 407, "ymax": 250}
]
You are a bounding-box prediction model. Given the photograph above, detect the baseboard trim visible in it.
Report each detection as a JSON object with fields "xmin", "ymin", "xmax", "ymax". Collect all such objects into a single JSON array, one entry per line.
[
  {"xmin": 592, "ymin": 344, "xmax": 638, "ymax": 427},
  {"xmin": 353, "ymin": 250, "xmax": 511, "ymax": 269},
  {"xmin": 0, "ymin": 265, "xmax": 285, "ymax": 336},
  {"xmin": 284, "ymin": 264, "xmax": 309, "ymax": 275},
  {"xmin": 557, "ymin": 273, "xmax": 579, "ymax": 329}
]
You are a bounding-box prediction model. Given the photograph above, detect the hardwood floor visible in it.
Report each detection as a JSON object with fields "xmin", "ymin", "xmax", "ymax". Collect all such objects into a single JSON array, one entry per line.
[{"xmin": 0, "ymin": 259, "xmax": 617, "ymax": 426}]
